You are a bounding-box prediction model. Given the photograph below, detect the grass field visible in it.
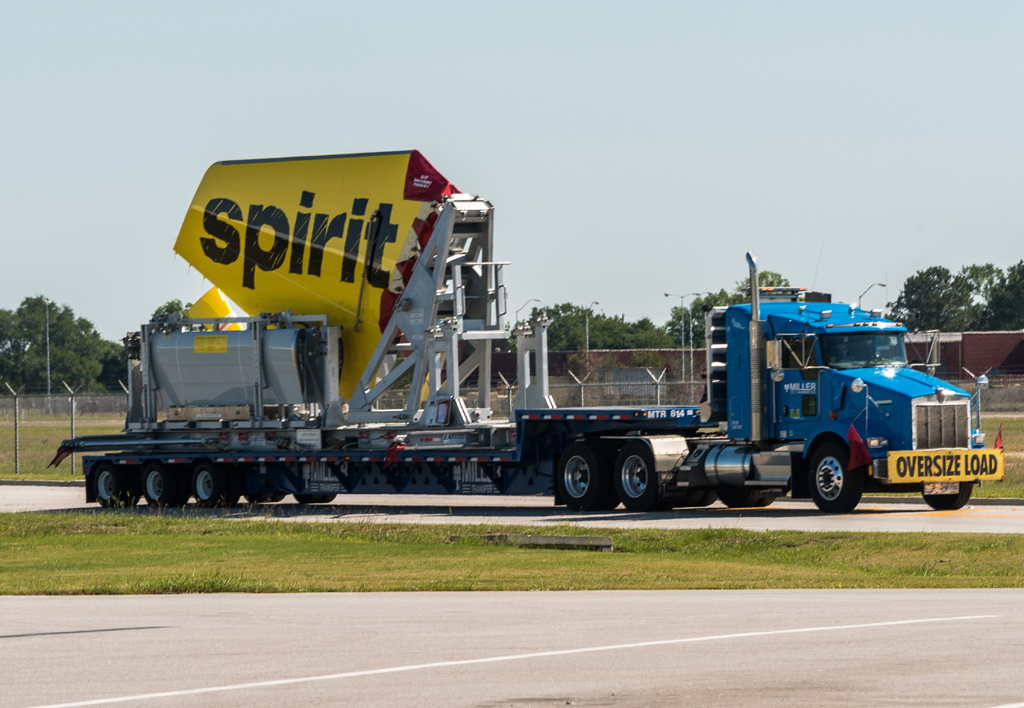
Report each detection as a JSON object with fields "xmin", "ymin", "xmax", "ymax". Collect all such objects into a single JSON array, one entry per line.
[
  {"xmin": 1, "ymin": 514, "xmax": 1024, "ymax": 594},
  {"xmin": 2, "ymin": 417, "xmax": 1022, "ymax": 498}
]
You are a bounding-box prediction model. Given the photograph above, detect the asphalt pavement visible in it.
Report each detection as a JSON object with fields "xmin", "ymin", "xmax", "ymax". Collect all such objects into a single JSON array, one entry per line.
[
  {"xmin": 2, "ymin": 590, "xmax": 1023, "ymax": 708},
  {"xmin": 4, "ymin": 486, "xmax": 1024, "ymax": 534}
]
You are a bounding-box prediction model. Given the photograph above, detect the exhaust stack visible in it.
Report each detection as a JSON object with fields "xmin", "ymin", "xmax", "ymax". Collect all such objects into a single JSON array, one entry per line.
[{"xmin": 746, "ymin": 252, "xmax": 763, "ymax": 441}]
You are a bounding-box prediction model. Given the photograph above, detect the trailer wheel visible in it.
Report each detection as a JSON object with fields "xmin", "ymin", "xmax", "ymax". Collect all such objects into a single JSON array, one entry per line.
[
  {"xmin": 556, "ymin": 441, "xmax": 612, "ymax": 511},
  {"xmin": 294, "ymin": 494, "xmax": 337, "ymax": 504},
  {"xmin": 612, "ymin": 441, "xmax": 664, "ymax": 512},
  {"xmin": 716, "ymin": 488, "xmax": 777, "ymax": 509},
  {"xmin": 93, "ymin": 462, "xmax": 138, "ymax": 508},
  {"xmin": 192, "ymin": 462, "xmax": 238, "ymax": 508},
  {"xmin": 808, "ymin": 442, "xmax": 863, "ymax": 513},
  {"xmin": 674, "ymin": 489, "xmax": 718, "ymax": 508},
  {"xmin": 923, "ymin": 482, "xmax": 973, "ymax": 511},
  {"xmin": 142, "ymin": 463, "xmax": 185, "ymax": 507}
]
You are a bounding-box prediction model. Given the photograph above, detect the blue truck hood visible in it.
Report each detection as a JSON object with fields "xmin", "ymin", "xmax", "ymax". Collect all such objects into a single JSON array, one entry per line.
[{"xmin": 832, "ymin": 367, "xmax": 969, "ymax": 400}]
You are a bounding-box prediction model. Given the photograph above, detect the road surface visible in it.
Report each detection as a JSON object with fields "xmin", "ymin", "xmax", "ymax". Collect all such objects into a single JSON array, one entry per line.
[
  {"xmin": 3, "ymin": 486, "xmax": 1024, "ymax": 534},
  {"xmin": 2, "ymin": 590, "xmax": 1022, "ymax": 708}
]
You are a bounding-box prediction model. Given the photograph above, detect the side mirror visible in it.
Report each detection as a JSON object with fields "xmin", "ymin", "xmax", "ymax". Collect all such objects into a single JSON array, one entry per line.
[
  {"xmin": 851, "ymin": 378, "xmax": 866, "ymax": 394},
  {"xmin": 767, "ymin": 340, "xmax": 784, "ymax": 382},
  {"xmin": 977, "ymin": 374, "xmax": 989, "ymax": 390}
]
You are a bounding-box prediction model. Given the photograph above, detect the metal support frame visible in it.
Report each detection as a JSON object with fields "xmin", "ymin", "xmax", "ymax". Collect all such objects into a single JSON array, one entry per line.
[
  {"xmin": 346, "ymin": 195, "xmax": 510, "ymax": 425},
  {"xmin": 513, "ymin": 315, "xmax": 556, "ymax": 414}
]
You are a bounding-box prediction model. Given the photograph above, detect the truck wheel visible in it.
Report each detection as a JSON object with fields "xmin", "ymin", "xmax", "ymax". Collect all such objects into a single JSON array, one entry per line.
[
  {"xmin": 142, "ymin": 463, "xmax": 185, "ymax": 507},
  {"xmin": 675, "ymin": 489, "xmax": 718, "ymax": 508},
  {"xmin": 612, "ymin": 441, "xmax": 663, "ymax": 512},
  {"xmin": 556, "ymin": 441, "xmax": 612, "ymax": 511},
  {"xmin": 923, "ymin": 483, "xmax": 973, "ymax": 511},
  {"xmin": 717, "ymin": 488, "xmax": 776, "ymax": 509},
  {"xmin": 192, "ymin": 462, "xmax": 238, "ymax": 508},
  {"xmin": 93, "ymin": 462, "xmax": 138, "ymax": 508},
  {"xmin": 808, "ymin": 442, "xmax": 863, "ymax": 513}
]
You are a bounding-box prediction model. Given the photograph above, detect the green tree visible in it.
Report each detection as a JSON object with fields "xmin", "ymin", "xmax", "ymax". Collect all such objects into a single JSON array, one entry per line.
[
  {"xmin": 0, "ymin": 297, "xmax": 122, "ymax": 392},
  {"xmin": 986, "ymin": 260, "xmax": 1024, "ymax": 331},
  {"xmin": 153, "ymin": 299, "xmax": 193, "ymax": 318},
  {"xmin": 665, "ymin": 270, "xmax": 789, "ymax": 348},
  {"xmin": 888, "ymin": 267, "xmax": 977, "ymax": 331},
  {"xmin": 525, "ymin": 303, "xmax": 674, "ymax": 351}
]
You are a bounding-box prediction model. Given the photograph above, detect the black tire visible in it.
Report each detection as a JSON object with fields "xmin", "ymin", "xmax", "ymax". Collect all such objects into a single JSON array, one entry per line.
[
  {"xmin": 555, "ymin": 441, "xmax": 613, "ymax": 512},
  {"xmin": 717, "ymin": 487, "xmax": 777, "ymax": 509},
  {"xmin": 192, "ymin": 462, "xmax": 238, "ymax": 508},
  {"xmin": 294, "ymin": 494, "xmax": 334, "ymax": 504},
  {"xmin": 93, "ymin": 462, "xmax": 138, "ymax": 508},
  {"xmin": 612, "ymin": 441, "xmax": 664, "ymax": 512},
  {"xmin": 808, "ymin": 442, "xmax": 864, "ymax": 513},
  {"xmin": 142, "ymin": 462, "xmax": 186, "ymax": 507},
  {"xmin": 673, "ymin": 488, "xmax": 718, "ymax": 508},
  {"xmin": 923, "ymin": 482, "xmax": 973, "ymax": 511}
]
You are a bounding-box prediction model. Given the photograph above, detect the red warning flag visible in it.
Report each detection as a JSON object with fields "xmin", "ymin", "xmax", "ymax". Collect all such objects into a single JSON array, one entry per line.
[
  {"xmin": 995, "ymin": 422, "xmax": 1003, "ymax": 449},
  {"xmin": 384, "ymin": 440, "xmax": 406, "ymax": 468},
  {"xmin": 847, "ymin": 424, "xmax": 873, "ymax": 470}
]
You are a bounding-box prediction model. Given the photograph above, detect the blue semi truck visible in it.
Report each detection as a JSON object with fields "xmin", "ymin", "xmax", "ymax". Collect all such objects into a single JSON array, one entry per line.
[{"xmin": 56, "ymin": 177, "xmax": 1002, "ymax": 513}]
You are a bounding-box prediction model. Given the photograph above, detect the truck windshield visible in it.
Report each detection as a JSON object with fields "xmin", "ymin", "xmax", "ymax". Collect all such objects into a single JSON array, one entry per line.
[{"xmin": 821, "ymin": 333, "xmax": 908, "ymax": 369}]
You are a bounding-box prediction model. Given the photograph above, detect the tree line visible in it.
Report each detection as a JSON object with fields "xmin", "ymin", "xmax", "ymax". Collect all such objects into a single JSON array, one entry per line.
[{"xmin": 1, "ymin": 259, "xmax": 1020, "ymax": 393}]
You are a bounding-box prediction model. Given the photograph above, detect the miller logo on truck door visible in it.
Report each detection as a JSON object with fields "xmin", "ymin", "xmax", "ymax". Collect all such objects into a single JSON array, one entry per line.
[{"xmin": 173, "ymin": 150, "xmax": 457, "ymax": 399}]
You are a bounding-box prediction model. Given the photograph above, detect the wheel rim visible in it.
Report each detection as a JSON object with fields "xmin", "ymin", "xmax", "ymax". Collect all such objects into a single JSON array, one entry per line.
[
  {"xmin": 195, "ymin": 469, "xmax": 214, "ymax": 501},
  {"xmin": 96, "ymin": 469, "xmax": 115, "ymax": 500},
  {"xmin": 620, "ymin": 455, "xmax": 649, "ymax": 499},
  {"xmin": 815, "ymin": 456, "xmax": 844, "ymax": 501},
  {"xmin": 563, "ymin": 456, "xmax": 590, "ymax": 498},
  {"xmin": 145, "ymin": 471, "xmax": 164, "ymax": 501}
]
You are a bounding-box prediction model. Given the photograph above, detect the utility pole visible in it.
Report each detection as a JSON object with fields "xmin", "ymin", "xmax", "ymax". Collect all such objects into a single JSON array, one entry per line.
[
  {"xmin": 584, "ymin": 301, "xmax": 599, "ymax": 355},
  {"xmin": 44, "ymin": 298, "xmax": 52, "ymax": 396},
  {"xmin": 4, "ymin": 382, "xmax": 18, "ymax": 475}
]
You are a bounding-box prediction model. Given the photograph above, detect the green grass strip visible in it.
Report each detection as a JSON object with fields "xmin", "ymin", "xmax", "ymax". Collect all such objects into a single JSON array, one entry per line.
[{"xmin": 2, "ymin": 513, "xmax": 1024, "ymax": 594}]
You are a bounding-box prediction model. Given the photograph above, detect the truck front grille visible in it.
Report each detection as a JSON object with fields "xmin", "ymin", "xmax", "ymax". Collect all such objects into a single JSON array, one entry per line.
[{"xmin": 912, "ymin": 401, "xmax": 970, "ymax": 450}]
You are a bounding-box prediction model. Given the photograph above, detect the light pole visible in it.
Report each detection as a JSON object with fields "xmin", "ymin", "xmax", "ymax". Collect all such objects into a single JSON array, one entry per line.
[
  {"xmin": 515, "ymin": 298, "xmax": 542, "ymax": 322},
  {"xmin": 665, "ymin": 292, "xmax": 708, "ymax": 384},
  {"xmin": 858, "ymin": 282, "xmax": 886, "ymax": 309},
  {"xmin": 44, "ymin": 298, "xmax": 52, "ymax": 396},
  {"xmin": 584, "ymin": 301, "xmax": 599, "ymax": 354}
]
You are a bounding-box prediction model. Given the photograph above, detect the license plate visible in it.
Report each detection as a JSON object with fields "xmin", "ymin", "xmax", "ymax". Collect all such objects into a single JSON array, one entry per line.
[
  {"xmin": 888, "ymin": 449, "xmax": 1005, "ymax": 482},
  {"xmin": 923, "ymin": 482, "xmax": 960, "ymax": 496}
]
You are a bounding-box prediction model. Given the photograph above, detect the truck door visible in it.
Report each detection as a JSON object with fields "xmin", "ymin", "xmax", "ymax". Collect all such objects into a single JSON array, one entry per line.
[{"xmin": 773, "ymin": 336, "xmax": 820, "ymax": 441}]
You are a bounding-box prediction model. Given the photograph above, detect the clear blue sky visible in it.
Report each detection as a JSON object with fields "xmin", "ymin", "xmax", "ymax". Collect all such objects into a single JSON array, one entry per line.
[{"xmin": 3, "ymin": 1, "xmax": 1023, "ymax": 339}]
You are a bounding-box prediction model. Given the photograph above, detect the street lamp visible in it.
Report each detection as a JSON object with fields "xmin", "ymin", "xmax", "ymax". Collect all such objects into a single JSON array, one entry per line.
[
  {"xmin": 585, "ymin": 301, "xmax": 599, "ymax": 354},
  {"xmin": 515, "ymin": 298, "xmax": 542, "ymax": 322},
  {"xmin": 857, "ymin": 282, "xmax": 886, "ymax": 309},
  {"xmin": 43, "ymin": 298, "xmax": 51, "ymax": 396}
]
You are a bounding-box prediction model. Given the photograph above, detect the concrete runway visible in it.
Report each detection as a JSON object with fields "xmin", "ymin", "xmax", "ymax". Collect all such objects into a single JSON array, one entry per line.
[
  {"xmin": 4, "ymin": 486, "xmax": 1024, "ymax": 534},
  {"xmin": 2, "ymin": 590, "xmax": 1023, "ymax": 708}
]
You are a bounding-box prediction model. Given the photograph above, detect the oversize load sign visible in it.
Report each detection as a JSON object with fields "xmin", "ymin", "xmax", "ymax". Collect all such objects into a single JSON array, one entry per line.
[{"xmin": 888, "ymin": 449, "xmax": 1005, "ymax": 481}]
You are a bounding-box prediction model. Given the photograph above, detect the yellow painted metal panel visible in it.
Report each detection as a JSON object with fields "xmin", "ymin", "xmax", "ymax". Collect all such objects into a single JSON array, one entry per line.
[
  {"xmin": 194, "ymin": 335, "xmax": 229, "ymax": 354},
  {"xmin": 887, "ymin": 448, "xmax": 1005, "ymax": 482}
]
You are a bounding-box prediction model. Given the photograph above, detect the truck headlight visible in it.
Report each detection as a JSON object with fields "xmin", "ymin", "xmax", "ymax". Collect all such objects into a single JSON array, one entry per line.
[
  {"xmin": 866, "ymin": 437, "xmax": 889, "ymax": 448},
  {"xmin": 973, "ymin": 432, "xmax": 986, "ymax": 446}
]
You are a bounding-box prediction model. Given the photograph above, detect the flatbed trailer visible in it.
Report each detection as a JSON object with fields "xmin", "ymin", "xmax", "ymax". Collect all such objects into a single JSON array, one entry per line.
[{"xmin": 81, "ymin": 406, "xmax": 710, "ymax": 506}]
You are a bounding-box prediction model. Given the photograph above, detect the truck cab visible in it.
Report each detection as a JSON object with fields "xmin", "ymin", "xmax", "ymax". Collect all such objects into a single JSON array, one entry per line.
[{"xmin": 701, "ymin": 270, "xmax": 997, "ymax": 512}]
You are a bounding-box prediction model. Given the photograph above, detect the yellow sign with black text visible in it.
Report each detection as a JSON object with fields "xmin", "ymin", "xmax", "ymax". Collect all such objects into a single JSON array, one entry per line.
[
  {"xmin": 193, "ymin": 335, "xmax": 228, "ymax": 354},
  {"xmin": 172, "ymin": 151, "xmax": 455, "ymax": 399},
  {"xmin": 887, "ymin": 449, "xmax": 1004, "ymax": 482}
]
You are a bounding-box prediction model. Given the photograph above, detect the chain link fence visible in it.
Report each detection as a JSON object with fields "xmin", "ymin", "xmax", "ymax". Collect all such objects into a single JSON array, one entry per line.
[{"xmin": 0, "ymin": 394, "xmax": 126, "ymax": 476}]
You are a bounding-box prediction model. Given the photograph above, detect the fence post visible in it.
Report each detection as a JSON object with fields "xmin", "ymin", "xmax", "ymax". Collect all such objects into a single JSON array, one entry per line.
[
  {"xmin": 62, "ymin": 381, "xmax": 78, "ymax": 474},
  {"xmin": 4, "ymin": 383, "xmax": 18, "ymax": 475}
]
